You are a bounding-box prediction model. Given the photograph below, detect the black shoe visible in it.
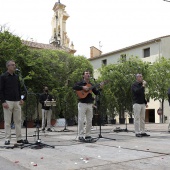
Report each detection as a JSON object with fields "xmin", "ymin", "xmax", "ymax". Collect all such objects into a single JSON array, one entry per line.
[
  {"xmin": 85, "ymin": 136, "xmax": 92, "ymax": 139},
  {"xmin": 141, "ymin": 133, "xmax": 150, "ymax": 137},
  {"xmin": 17, "ymin": 139, "xmax": 24, "ymax": 144},
  {"xmin": 42, "ymin": 128, "xmax": 45, "ymax": 131},
  {"xmin": 47, "ymin": 128, "xmax": 52, "ymax": 132},
  {"xmin": 78, "ymin": 137, "xmax": 85, "ymax": 142},
  {"xmin": 136, "ymin": 134, "xmax": 142, "ymax": 137},
  {"xmin": 4, "ymin": 140, "xmax": 10, "ymax": 145}
]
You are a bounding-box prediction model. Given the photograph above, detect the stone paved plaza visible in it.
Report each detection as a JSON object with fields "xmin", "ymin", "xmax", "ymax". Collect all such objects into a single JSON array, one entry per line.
[{"xmin": 0, "ymin": 123, "xmax": 170, "ymax": 170}]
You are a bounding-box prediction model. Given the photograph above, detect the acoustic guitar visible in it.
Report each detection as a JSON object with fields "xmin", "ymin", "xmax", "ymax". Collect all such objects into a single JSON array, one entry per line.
[{"xmin": 76, "ymin": 80, "xmax": 108, "ymax": 99}]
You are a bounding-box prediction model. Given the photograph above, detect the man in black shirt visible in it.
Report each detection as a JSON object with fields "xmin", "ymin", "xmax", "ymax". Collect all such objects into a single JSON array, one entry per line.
[
  {"xmin": 39, "ymin": 86, "xmax": 53, "ymax": 132},
  {"xmin": 0, "ymin": 60, "xmax": 24, "ymax": 145},
  {"xmin": 73, "ymin": 70, "xmax": 101, "ymax": 141},
  {"xmin": 131, "ymin": 73, "xmax": 150, "ymax": 137}
]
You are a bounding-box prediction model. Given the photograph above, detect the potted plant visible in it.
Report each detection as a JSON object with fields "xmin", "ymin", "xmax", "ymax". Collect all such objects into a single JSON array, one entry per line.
[
  {"xmin": 22, "ymin": 93, "xmax": 37, "ymax": 128},
  {"xmin": 51, "ymin": 106, "xmax": 58, "ymax": 126},
  {"xmin": 110, "ymin": 118, "xmax": 116, "ymax": 124},
  {"xmin": 127, "ymin": 105, "xmax": 134, "ymax": 124},
  {"xmin": 107, "ymin": 109, "xmax": 117, "ymax": 124},
  {"xmin": 118, "ymin": 106, "xmax": 126, "ymax": 124},
  {"xmin": 128, "ymin": 112, "xmax": 134, "ymax": 124},
  {"xmin": 61, "ymin": 88, "xmax": 77, "ymax": 126}
]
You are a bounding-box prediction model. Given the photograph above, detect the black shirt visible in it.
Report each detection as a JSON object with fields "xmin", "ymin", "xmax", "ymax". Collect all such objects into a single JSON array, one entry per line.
[
  {"xmin": 0, "ymin": 72, "xmax": 21, "ymax": 103},
  {"xmin": 73, "ymin": 80, "xmax": 100, "ymax": 103},
  {"xmin": 39, "ymin": 93, "xmax": 53, "ymax": 110},
  {"xmin": 131, "ymin": 81, "xmax": 147, "ymax": 105}
]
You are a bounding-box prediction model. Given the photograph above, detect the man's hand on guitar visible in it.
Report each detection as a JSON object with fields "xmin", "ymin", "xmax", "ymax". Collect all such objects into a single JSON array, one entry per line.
[
  {"xmin": 82, "ymin": 86, "xmax": 89, "ymax": 92},
  {"xmin": 76, "ymin": 81, "xmax": 108, "ymax": 99}
]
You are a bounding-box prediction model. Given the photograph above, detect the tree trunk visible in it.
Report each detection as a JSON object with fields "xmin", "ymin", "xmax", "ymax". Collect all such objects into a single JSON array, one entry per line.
[{"xmin": 161, "ymin": 99, "xmax": 164, "ymax": 123}]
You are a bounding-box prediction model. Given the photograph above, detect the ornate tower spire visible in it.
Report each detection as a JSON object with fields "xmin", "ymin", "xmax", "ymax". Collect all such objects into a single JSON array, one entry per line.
[{"xmin": 50, "ymin": 1, "xmax": 70, "ymax": 48}]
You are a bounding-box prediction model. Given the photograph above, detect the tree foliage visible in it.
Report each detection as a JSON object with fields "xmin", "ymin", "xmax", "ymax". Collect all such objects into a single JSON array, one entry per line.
[
  {"xmin": 0, "ymin": 29, "xmax": 93, "ymax": 121},
  {"xmin": 1, "ymin": 29, "xmax": 170, "ymax": 123},
  {"xmin": 147, "ymin": 57, "xmax": 170, "ymax": 122},
  {"xmin": 99, "ymin": 56, "xmax": 150, "ymax": 119},
  {"xmin": 0, "ymin": 27, "xmax": 29, "ymax": 74}
]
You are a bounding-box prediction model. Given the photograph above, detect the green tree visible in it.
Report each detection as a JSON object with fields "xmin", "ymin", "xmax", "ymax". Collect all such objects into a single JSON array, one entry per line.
[
  {"xmin": 100, "ymin": 56, "xmax": 149, "ymax": 121},
  {"xmin": 0, "ymin": 29, "xmax": 94, "ymax": 123},
  {"xmin": 0, "ymin": 28, "xmax": 29, "ymax": 73},
  {"xmin": 148, "ymin": 57, "xmax": 170, "ymax": 123}
]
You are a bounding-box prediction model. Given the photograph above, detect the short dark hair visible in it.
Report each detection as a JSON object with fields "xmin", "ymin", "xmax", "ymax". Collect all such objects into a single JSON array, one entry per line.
[
  {"xmin": 82, "ymin": 70, "xmax": 90, "ymax": 75},
  {"xmin": 135, "ymin": 73, "xmax": 142, "ymax": 78}
]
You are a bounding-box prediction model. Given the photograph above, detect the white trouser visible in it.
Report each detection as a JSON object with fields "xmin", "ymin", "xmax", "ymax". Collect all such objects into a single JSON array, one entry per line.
[
  {"xmin": 42, "ymin": 109, "xmax": 52, "ymax": 129},
  {"xmin": 3, "ymin": 101, "xmax": 22, "ymax": 141},
  {"xmin": 133, "ymin": 103, "xmax": 146, "ymax": 134},
  {"xmin": 78, "ymin": 102, "xmax": 93, "ymax": 137}
]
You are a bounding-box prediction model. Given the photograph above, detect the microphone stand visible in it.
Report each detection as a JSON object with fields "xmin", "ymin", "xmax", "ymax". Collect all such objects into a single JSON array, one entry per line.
[
  {"xmin": 21, "ymin": 93, "xmax": 54, "ymax": 149},
  {"xmin": 18, "ymin": 70, "xmax": 32, "ymax": 145},
  {"xmin": 53, "ymin": 82, "xmax": 74, "ymax": 132},
  {"xmin": 92, "ymin": 78, "xmax": 116, "ymax": 141},
  {"xmin": 62, "ymin": 98, "xmax": 74, "ymax": 132},
  {"xmin": 113, "ymin": 113, "xmax": 134, "ymax": 133}
]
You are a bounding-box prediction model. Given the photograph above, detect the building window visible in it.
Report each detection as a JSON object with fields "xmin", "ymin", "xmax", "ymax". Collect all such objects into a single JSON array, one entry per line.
[
  {"xmin": 143, "ymin": 48, "xmax": 150, "ymax": 58},
  {"xmin": 102, "ymin": 59, "xmax": 107, "ymax": 66},
  {"xmin": 120, "ymin": 54, "xmax": 126, "ymax": 62}
]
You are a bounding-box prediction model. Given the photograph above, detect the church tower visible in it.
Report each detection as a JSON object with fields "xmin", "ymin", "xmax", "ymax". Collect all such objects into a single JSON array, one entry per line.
[{"xmin": 50, "ymin": 0, "xmax": 75, "ymax": 54}]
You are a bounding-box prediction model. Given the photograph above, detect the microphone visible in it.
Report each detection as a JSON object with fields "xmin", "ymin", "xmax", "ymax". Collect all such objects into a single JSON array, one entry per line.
[
  {"xmin": 142, "ymin": 80, "xmax": 147, "ymax": 87},
  {"xmin": 15, "ymin": 68, "xmax": 20, "ymax": 72}
]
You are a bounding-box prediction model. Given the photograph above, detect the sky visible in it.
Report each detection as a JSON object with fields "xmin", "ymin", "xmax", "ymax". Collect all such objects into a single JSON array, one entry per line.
[{"xmin": 1, "ymin": 0, "xmax": 170, "ymax": 58}]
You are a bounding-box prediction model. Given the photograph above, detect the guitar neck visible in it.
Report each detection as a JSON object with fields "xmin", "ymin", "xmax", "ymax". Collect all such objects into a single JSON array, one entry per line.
[
  {"xmin": 89, "ymin": 83, "xmax": 100, "ymax": 90},
  {"xmin": 76, "ymin": 81, "xmax": 107, "ymax": 99}
]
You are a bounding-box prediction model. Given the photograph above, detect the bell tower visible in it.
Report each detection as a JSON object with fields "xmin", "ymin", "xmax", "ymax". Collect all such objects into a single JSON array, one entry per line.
[{"xmin": 50, "ymin": 0, "xmax": 73, "ymax": 49}]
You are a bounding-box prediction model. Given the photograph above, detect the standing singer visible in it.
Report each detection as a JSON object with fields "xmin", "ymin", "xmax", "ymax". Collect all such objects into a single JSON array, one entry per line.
[
  {"xmin": 0, "ymin": 60, "xmax": 24, "ymax": 145},
  {"xmin": 131, "ymin": 73, "xmax": 150, "ymax": 137},
  {"xmin": 39, "ymin": 86, "xmax": 53, "ymax": 132}
]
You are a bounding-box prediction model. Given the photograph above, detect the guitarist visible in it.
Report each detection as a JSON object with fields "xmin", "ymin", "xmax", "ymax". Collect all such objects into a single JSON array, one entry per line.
[{"xmin": 73, "ymin": 70, "xmax": 101, "ymax": 142}]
